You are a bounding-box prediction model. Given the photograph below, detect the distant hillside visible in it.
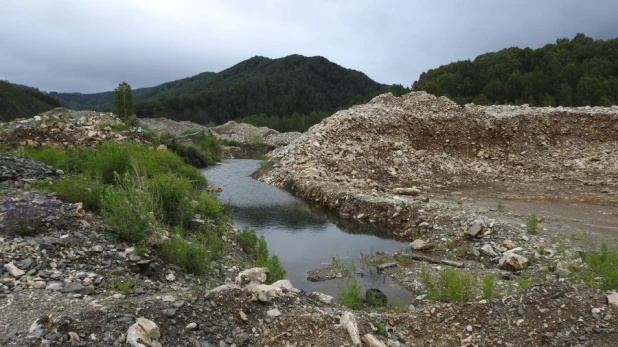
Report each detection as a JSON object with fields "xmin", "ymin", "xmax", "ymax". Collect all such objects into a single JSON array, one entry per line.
[
  {"xmin": 412, "ymin": 33, "xmax": 618, "ymax": 106},
  {"xmin": 0, "ymin": 81, "xmax": 61, "ymax": 122},
  {"xmin": 51, "ymin": 55, "xmax": 400, "ymax": 125}
]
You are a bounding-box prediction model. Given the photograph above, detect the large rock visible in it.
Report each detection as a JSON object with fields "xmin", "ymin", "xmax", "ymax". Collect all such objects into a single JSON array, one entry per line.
[
  {"xmin": 126, "ymin": 317, "xmax": 162, "ymax": 347},
  {"xmin": 313, "ymin": 292, "xmax": 333, "ymax": 304},
  {"xmin": 235, "ymin": 267, "xmax": 269, "ymax": 285},
  {"xmin": 466, "ymin": 223, "xmax": 484, "ymax": 238},
  {"xmin": 340, "ymin": 312, "xmax": 361, "ymax": 346},
  {"xmin": 410, "ymin": 239, "xmax": 432, "ymax": 251},
  {"xmin": 499, "ymin": 253, "xmax": 529, "ymax": 270},
  {"xmin": 362, "ymin": 334, "xmax": 387, "ymax": 347},
  {"xmin": 4, "ymin": 262, "xmax": 25, "ymax": 277}
]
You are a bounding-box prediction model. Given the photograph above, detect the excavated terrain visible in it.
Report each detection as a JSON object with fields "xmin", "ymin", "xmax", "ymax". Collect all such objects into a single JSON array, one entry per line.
[{"xmin": 257, "ymin": 92, "xmax": 618, "ymax": 233}]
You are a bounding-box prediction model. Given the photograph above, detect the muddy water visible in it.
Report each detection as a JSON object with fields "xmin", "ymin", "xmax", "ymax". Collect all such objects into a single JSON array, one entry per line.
[{"xmin": 203, "ymin": 159, "xmax": 414, "ymax": 304}]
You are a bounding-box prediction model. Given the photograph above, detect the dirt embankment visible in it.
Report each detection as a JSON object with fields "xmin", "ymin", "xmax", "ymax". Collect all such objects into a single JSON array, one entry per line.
[{"xmin": 257, "ymin": 92, "xmax": 618, "ymax": 230}]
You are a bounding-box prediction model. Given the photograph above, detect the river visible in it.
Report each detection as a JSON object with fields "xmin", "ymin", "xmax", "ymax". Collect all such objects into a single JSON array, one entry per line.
[{"xmin": 202, "ymin": 159, "xmax": 414, "ymax": 304}]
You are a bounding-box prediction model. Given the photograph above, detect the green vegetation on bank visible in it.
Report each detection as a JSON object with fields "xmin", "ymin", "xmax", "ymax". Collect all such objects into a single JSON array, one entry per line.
[
  {"xmin": 51, "ymin": 55, "xmax": 409, "ymax": 129},
  {"xmin": 0, "ymin": 81, "xmax": 61, "ymax": 122},
  {"xmin": 413, "ymin": 33, "xmax": 618, "ymax": 106},
  {"xmin": 236, "ymin": 227, "xmax": 286, "ymax": 283},
  {"xmin": 20, "ymin": 142, "xmax": 231, "ymax": 275}
]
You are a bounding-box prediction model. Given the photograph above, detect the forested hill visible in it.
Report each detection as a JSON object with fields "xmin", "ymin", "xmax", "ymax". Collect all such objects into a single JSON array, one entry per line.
[
  {"xmin": 412, "ymin": 34, "xmax": 618, "ymax": 107},
  {"xmin": 0, "ymin": 81, "xmax": 61, "ymax": 122},
  {"xmin": 52, "ymin": 55, "xmax": 399, "ymax": 125}
]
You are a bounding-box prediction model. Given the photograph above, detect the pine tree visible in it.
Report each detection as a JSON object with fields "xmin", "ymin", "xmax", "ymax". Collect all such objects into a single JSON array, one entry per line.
[{"xmin": 114, "ymin": 82, "xmax": 134, "ymax": 122}]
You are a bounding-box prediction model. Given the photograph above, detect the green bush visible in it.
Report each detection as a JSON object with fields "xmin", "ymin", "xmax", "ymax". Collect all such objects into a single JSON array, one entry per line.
[
  {"xmin": 338, "ymin": 281, "xmax": 363, "ymax": 310},
  {"xmin": 148, "ymin": 173, "xmax": 194, "ymax": 227},
  {"xmin": 197, "ymin": 191, "xmax": 226, "ymax": 221},
  {"xmin": 237, "ymin": 227, "xmax": 258, "ymax": 252},
  {"xmin": 159, "ymin": 234, "xmax": 210, "ymax": 275},
  {"xmin": 584, "ymin": 244, "xmax": 618, "ymax": 290},
  {"xmin": 255, "ymin": 235, "xmax": 286, "ymax": 283},
  {"xmin": 47, "ymin": 175, "xmax": 105, "ymax": 211},
  {"xmin": 421, "ymin": 267, "xmax": 478, "ymax": 302},
  {"xmin": 101, "ymin": 173, "xmax": 154, "ymax": 243},
  {"xmin": 482, "ymin": 275, "xmax": 495, "ymax": 299},
  {"xmin": 526, "ymin": 215, "xmax": 538, "ymax": 234}
]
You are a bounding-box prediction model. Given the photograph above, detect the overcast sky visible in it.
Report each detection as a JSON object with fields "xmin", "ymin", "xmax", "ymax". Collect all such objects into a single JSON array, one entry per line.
[{"xmin": 1, "ymin": 0, "xmax": 617, "ymax": 93}]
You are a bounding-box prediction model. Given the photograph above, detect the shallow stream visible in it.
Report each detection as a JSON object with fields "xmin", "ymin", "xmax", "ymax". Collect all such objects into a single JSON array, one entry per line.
[{"xmin": 202, "ymin": 159, "xmax": 414, "ymax": 305}]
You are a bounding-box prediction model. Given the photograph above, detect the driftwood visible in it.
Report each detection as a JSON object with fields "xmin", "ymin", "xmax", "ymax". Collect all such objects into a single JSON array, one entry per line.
[{"xmin": 405, "ymin": 253, "xmax": 464, "ymax": 268}]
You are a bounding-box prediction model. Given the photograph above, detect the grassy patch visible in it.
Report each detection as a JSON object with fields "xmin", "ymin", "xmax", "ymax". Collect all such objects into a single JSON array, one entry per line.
[
  {"xmin": 482, "ymin": 275, "xmax": 495, "ymax": 299},
  {"xmin": 497, "ymin": 200, "xmax": 505, "ymax": 212},
  {"xmin": 583, "ymin": 244, "xmax": 618, "ymax": 290},
  {"xmin": 158, "ymin": 229, "xmax": 214, "ymax": 275},
  {"xmin": 237, "ymin": 226, "xmax": 259, "ymax": 252},
  {"xmin": 526, "ymin": 214, "xmax": 538, "ymax": 234},
  {"xmin": 338, "ymin": 280, "xmax": 363, "ymax": 310},
  {"xmin": 255, "ymin": 235, "xmax": 286, "ymax": 283},
  {"xmin": 421, "ymin": 267, "xmax": 479, "ymax": 302},
  {"xmin": 109, "ymin": 276, "xmax": 136, "ymax": 295}
]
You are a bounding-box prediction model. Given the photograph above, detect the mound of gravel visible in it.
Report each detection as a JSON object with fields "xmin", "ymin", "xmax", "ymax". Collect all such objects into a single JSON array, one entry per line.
[{"xmin": 0, "ymin": 154, "xmax": 59, "ymax": 181}]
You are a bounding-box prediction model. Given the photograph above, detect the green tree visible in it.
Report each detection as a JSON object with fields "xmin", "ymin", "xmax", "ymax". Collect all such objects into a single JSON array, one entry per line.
[{"xmin": 114, "ymin": 82, "xmax": 134, "ymax": 122}]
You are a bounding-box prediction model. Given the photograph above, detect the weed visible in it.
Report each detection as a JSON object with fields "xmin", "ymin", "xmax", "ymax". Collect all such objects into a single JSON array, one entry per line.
[
  {"xmin": 158, "ymin": 228, "xmax": 211, "ymax": 275},
  {"xmin": 196, "ymin": 191, "xmax": 226, "ymax": 221},
  {"xmin": 338, "ymin": 280, "xmax": 363, "ymax": 310},
  {"xmin": 457, "ymin": 199, "xmax": 463, "ymax": 206},
  {"xmin": 526, "ymin": 215, "xmax": 538, "ymax": 234},
  {"xmin": 1, "ymin": 197, "xmax": 43, "ymax": 236},
  {"xmin": 583, "ymin": 244, "xmax": 618, "ymax": 290},
  {"xmin": 237, "ymin": 226, "xmax": 258, "ymax": 252},
  {"xmin": 482, "ymin": 275, "xmax": 495, "ymax": 299},
  {"xmin": 101, "ymin": 173, "xmax": 154, "ymax": 243},
  {"xmin": 373, "ymin": 320, "xmax": 385, "ymax": 333},
  {"xmin": 421, "ymin": 266, "xmax": 478, "ymax": 302},
  {"xmin": 255, "ymin": 235, "xmax": 286, "ymax": 283},
  {"xmin": 133, "ymin": 242, "xmax": 147, "ymax": 256},
  {"xmin": 39, "ymin": 174, "xmax": 105, "ymax": 211},
  {"xmin": 517, "ymin": 271, "xmax": 534, "ymax": 290},
  {"xmin": 148, "ymin": 173, "xmax": 194, "ymax": 228},
  {"xmin": 497, "ymin": 200, "xmax": 505, "ymax": 212},
  {"xmin": 109, "ymin": 276, "xmax": 136, "ymax": 295}
]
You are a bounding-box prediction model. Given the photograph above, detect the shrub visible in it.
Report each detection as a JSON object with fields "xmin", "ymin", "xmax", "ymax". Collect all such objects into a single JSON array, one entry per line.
[
  {"xmin": 526, "ymin": 215, "xmax": 538, "ymax": 234},
  {"xmin": 101, "ymin": 173, "xmax": 154, "ymax": 243},
  {"xmin": 197, "ymin": 191, "xmax": 226, "ymax": 221},
  {"xmin": 237, "ymin": 227, "xmax": 258, "ymax": 252},
  {"xmin": 421, "ymin": 267, "xmax": 478, "ymax": 302},
  {"xmin": 338, "ymin": 281, "xmax": 363, "ymax": 310},
  {"xmin": 482, "ymin": 275, "xmax": 495, "ymax": 299},
  {"xmin": 255, "ymin": 235, "xmax": 286, "ymax": 283},
  {"xmin": 147, "ymin": 173, "xmax": 194, "ymax": 228},
  {"xmin": 584, "ymin": 244, "xmax": 618, "ymax": 290},
  {"xmin": 46, "ymin": 175, "xmax": 105, "ymax": 211},
  {"xmin": 158, "ymin": 229, "xmax": 210, "ymax": 275},
  {"xmin": 109, "ymin": 276, "xmax": 136, "ymax": 295}
]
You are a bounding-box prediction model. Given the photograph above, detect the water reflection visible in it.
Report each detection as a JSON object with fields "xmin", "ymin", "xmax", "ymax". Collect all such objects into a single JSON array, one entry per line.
[{"xmin": 202, "ymin": 159, "xmax": 412, "ymax": 303}]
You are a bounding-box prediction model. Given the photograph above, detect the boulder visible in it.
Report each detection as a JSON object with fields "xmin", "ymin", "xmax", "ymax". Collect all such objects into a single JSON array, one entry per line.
[
  {"xmin": 126, "ymin": 317, "xmax": 162, "ymax": 347},
  {"xmin": 608, "ymin": 292, "xmax": 618, "ymax": 309},
  {"xmin": 340, "ymin": 312, "xmax": 361, "ymax": 346},
  {"xmin": 4, "ymin": 262, "xmax": 25, "ymax": 277},
  {"xmin": 466, "ymin": 223, "xmax": 483, "ymax": 238},
  {"xmin": 499, "ymin": 253, "xmax": 529, "ymax": 270},
  {"xmin": 480, "ymin": 244, "xmax": 497, "ymax": 257},
  {"xmin": 503, "ymin": 239, "xmax": 516, "ymax": 249},
  {"xmin": 236, "ymin": 267, "xmax": 269, "ymax": 285},
  {"xmin": 362, "ymin": 334, "xmax": 387, "ymax": 347},
  {"xmin": 410, "ymin": 239, "xmax": 432, "ymax": 251},
  {"xmin": 312, "ymin": 292, "xmax": 333, "ymax": 304}
]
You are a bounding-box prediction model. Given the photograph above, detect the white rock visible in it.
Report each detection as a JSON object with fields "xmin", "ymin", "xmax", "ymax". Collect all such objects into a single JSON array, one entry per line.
[
  {"xmin": 4, "ymin": 262, "xmax": 25, "ymax": 277},
  {"xmin": 90, "ymin": 245, "xmax": 103, "ymax": 252},
  {"xmin": 312, "ymin": 291, "xmax": 334, "ymax": 304},
  {"xmin": 362, "ymin": 333, "xmax": 387, "ymax": 347},
  {"xmin": 162, "ymin": 295, "xmax": 175, "ymax": 302},
  {"xmin": 126, "ymin": 317, "xmax": 162, "ymax": 347},
  {"xmin": 340, "ymin": 311, "xmax": 361, "ymax": 346},
  {"xmin": 499, "ymin": 253, "xmax": 529, "ymax": 270},
  {"xmin": 165, "ymin": 273, "xmax": 175, "ymax": 282},
  {"xmin": 271, "ymin": 279, "xmax": 294, "ymax": 292},
  {"xmin": 480, "ymin": 244, "xmax": 497, "ymax": 257},
  {"xmin": 209, "ymin": 283, "xmax": 240, "ymax": 293},
  {"xmin": 236, "ymin": 267, "xmax": 269, "ymax": 285},
  {"xmin": 267, "ymin": 308, "xmax": 281, "ymax": 317},
  {"xmin": 410, "ymin": 239, "xmax": 432, "ymax": 251},
  {"xmin": 33, "ymin": 281, "xmax": 46, "ymax": 289},
  {"xmin": 185, "ymin": 322, "xmax": 197, "ymax": 330}
]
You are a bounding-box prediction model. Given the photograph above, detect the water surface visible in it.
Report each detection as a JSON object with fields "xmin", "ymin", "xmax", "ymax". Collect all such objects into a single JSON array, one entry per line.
[{"xmin": 203, "ymin": 159, "xmax": 413, "ymax": 303}]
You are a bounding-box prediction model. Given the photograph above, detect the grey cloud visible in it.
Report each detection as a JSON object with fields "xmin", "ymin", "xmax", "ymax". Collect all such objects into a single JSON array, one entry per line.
[{"xmin": 1, "ymin": 0, "xmax": 617, "ymax": 93}]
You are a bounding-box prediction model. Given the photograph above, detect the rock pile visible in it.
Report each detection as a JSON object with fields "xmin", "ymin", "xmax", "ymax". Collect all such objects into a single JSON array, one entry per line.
[
  {"xmin": 0, "ymin": 154, "xmax": 60, "ymax": 181},
  {"xmin": 211, "ymin": 120, "xmax": 301, "ymax": 146}
]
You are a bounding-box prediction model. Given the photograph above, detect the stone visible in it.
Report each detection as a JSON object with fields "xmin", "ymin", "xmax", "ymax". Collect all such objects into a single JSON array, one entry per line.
[
  {"xmin": 235, "ymin": 332, "xmax": 250, "ymax": 345},
  {"xmin": 480, "ymin": 244, "xmax": 497, "ymax": 257},
  {"xmin": 271, "ymin": 279, "xmax": 295, "ymax": 292},
  {"xmin": 162, "ymin": 309, "xmax": 176, "ymax": 317},
  {"xmin": 90, "ymin": 245, "xmax": 103, "ymax": 252},
  {"xmin": 503, "ymin": 240, "xmax": 516, "ymax": 249},
  {"xmin": 236, "ymin": 267, "xmax": 269, "ymax": 285},
  {"xmin": 266, "ymin": 308, "xmax": 281, "ymax": 317},
  {"xmin": 156, "ymin": 144, "xmax": 168, "ymax": 152},
  {"xmin": 608, "ymin": 292, "xmax": 618, "ymax": 309},
  {"xmin": 165, "ymin": 273, "xmax": 175, "ymax": 282},
  {"xmin": 313, "ymin": 292, "xmax": 333, "ymax": 304},
  {"xmin": 392, "ymin": 187, "xmax": 420, "ymax": 196},
  {"xmin": 162, "ymin": 295, "xmax": 175, "ymax": 302},
  {"xmin": 45, "ymin": 281, "xmax": 64, "ymax": 291},
  {"xmin": 186, "ymin": 322, "xmax": 198, "ymax": 330},
  {"xmin": 33, "ymin": 281, "xmax": 46, "ymax": 289},
  {"xmin": 340, "ymin": 312, "xmax": 361, "ymax": 346},
  {"xmin": 376, "ymin": 262, "xmax": 398, "ymax": 273},
  {"xmin": 410, "ymin": 239, "xmax": 432, "ymax": 251},
  {"xmin": 362, "ymin": 334, "xmax": 387, "ymax": 347},
  {"xmin": 126, "ymin": 317, "xmax": 162, "ymax": 347},
  {"xmin": 61, "ymin": 282, "xmax": 85, "ymax": 293},
  {"xmin": 499, "ymin": 253, "xmax": 529, "ymax": 270},
  {"xmin": 4, "ymin": 262, "xmax": 25, "ymax": 277},
  {"xmin": 466, "ymin": 223, "xmax": 483, "ymax": 238},
  {"xmin": 239, "ymin": 311, "xmax": 248, "ymax": 321}
]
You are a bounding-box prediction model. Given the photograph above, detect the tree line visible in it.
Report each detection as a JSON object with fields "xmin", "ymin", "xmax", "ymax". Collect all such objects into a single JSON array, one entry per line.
[{"xmin": 412, "ymin": 33, "xmax": 618, "ymax": 106}]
